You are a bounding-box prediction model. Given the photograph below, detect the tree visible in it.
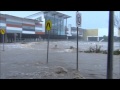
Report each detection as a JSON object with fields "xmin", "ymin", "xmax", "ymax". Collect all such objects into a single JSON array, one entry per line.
[
  {"xmin": 103, "ymin": 35, "xmax": 108, "ymax": 41},
  {"xmin": 114, "ymin": 11, "xmax": 120, "ymax": 30},
  {"xmin": 114, "ymin": 12, "xmax": 120, "ymax": 42}
]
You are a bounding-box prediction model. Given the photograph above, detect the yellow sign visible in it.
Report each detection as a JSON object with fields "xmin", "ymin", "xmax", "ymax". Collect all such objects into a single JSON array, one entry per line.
[
  {"xmin": 46, "ymin": 20, "xmax": 52, "ymax": 31},
  {"xmin": 0, "ymin": 29, "xmax": 5, "ymax": 34}
]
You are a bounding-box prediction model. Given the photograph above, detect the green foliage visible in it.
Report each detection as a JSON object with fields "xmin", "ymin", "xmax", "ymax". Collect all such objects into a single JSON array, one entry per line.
[
  {"xmin": 113, "ymin": 49, "xmax": 120, "ymax": 55},
  {"xmin": 95, "ymin": 44, "xmax": 102, "ymax": 53},
  {"xmin": 103, "ymin": 35, "xmax": 108, "ymax": 41},
  {"xmin": 84, "ymin": 44, "xmax": 102, "ymax": 53}
]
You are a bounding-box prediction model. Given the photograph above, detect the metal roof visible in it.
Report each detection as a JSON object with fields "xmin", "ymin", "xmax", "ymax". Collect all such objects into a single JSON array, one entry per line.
[
  {"xmin": 25, "ymin": 11, "xmax": 71, "ymax": 19},
  {"xmin": 0, "ymin": 13, "xmax": 38, "ymax": 22},
  {"xmin": 42, "ymin": 11, "xmax": 71, "ymax": 19}
]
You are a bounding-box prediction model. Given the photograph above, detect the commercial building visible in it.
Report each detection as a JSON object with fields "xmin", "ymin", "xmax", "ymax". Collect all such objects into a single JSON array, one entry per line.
[
  {"xmin": 0, "ymin": 13, "xmax": 44, "ymax": 42},
  {"xmin": 0, "ymin": 11, "xmax": 71, "ymax": 42},
  {"xmin": 25, "ymin": 11, "xmax": 71, "ymax": 39},
  {"xmin": 83, "ymin": 29, "xmax": 98, "ymax": 41},
  {"xmin": 65, "ymin": 25, "xmax": 85, "ymax": 39},
  {"xmin": 83, "ymin": 28, "xmax": 120, "ymax": 41}
]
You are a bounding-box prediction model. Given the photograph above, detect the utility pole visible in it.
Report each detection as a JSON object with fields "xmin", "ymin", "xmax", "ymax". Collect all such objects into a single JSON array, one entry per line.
[{"xmin": 107, "ymin": 11, "xmax": 114, "ymax": 79}]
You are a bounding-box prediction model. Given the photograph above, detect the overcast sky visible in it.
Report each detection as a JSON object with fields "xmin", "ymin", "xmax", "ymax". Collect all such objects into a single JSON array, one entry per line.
[{"xmin": 0, "ymin": 11, "xmax": 112, "ymax": 29}]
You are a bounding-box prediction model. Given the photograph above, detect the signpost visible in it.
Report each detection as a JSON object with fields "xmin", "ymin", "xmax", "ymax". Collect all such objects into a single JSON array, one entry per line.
[
  {"xmin": 76, "ymin": 11, "xmax": 81, "ymax": 71},
  {"xmin": 0, "ymin": 29, "xmax": 5, "ymax": 51},
  {"xmin": 46, "ymin": 20, "xmax": 52, "ymax": 63}
]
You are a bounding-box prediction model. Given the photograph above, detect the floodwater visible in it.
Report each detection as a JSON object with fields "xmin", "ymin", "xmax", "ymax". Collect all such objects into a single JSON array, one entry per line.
[{"xmin": 0, "ymin": 41, "xmax": 120, "ymax": 79}]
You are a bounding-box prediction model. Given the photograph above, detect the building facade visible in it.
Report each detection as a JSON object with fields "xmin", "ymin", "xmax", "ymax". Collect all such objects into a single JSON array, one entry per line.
[
  {"xmin": 0, "ymin": 13, "xmax": 45, "ymax": 42},
  {"xmin": 0, "ymin": 11, "xmax": 71, "ymax": 42},
  {"xmin": 82, "ymin": 28, "xmax": 120, "ymax": 42},
  {"xmin": 83, "ymin": 29, "xmax": 98, "ymax": 41},
  {"xmin": 0, "ymin": 14, "xmax": 44, "ymax": 34},
  {"xmin": 25, "ymin": 11, "xmax": 71, "ymax": 39}
]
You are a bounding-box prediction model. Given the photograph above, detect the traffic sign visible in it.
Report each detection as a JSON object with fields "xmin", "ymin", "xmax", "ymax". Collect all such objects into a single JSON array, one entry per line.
[
  {"xmin": 76, "ymin": 11, "xmax": 81, "ymax": 27},
  {"xmin": 0, "ymin": 29, "xmax": 5, "ymax": 34},
  {"xmin": 45, "ymin": 20, "xmax": 52, "ymax": 64},
  {"xmin": 0, "ymin": 29, "xmax": 5, "ymax": 51},
  {"xmin": 46, "ymin": 20, "xmax": 52, "ymax": 31}
]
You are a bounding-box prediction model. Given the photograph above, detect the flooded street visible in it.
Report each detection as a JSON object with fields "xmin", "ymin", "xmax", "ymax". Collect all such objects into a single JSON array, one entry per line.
[{"xmin": 0, "ymin": 41, "xmax": 120, "ymax": 79}]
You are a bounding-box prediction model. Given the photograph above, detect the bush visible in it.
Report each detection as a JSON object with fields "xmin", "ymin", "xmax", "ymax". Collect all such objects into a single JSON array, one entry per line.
[
  {"xmin": 84, "ymin": 44, "xmax": 102, "ymax": 53},
  {"xmin": 102, "ymin": 50, "xmax": 108, "ymax": 54},
  {"xmin": 114, "ymin": 49, "xmax": 120, "ymax": 55},
  {"xmin": 70, "ymin": 46, "xmax": 74, "ymax": 49},
  {"xmin": 88, "ymin": 46, "xmax": 94, "ymax": 53},
  {"xmin": 95, "ymin": 44, "xmax": 102, "ymax": 53},
  {"xmin": 102, "ymin": 49, "xmax": 120, "ymax": 55}
]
